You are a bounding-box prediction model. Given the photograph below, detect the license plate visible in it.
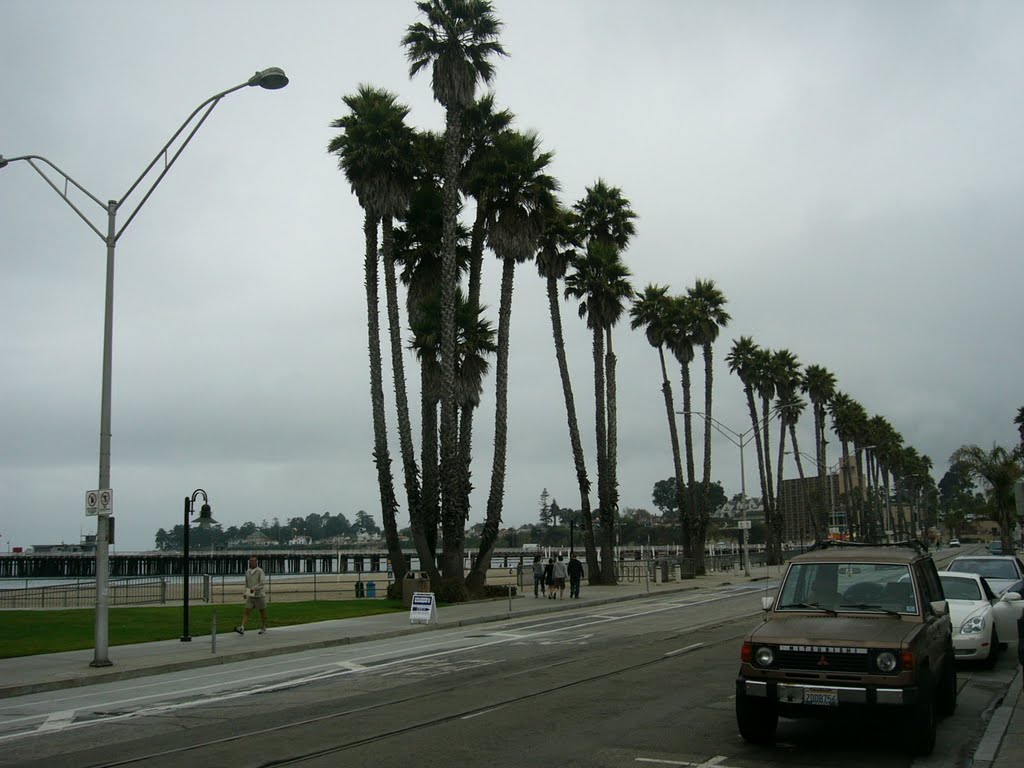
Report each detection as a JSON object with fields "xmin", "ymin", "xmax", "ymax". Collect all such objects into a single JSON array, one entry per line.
[{"xmin": 804, "ymin": 687, "xmax": 839, "ymax": 706}]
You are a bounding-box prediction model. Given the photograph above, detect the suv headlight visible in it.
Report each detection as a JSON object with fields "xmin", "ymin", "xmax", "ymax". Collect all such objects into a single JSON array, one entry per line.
[
  {"xmin": 755, "ymin": 646, "xmax": 775, "ymax": 666},
  {"xmin": 960, "ymin": 616, "xmax": 986, "ymax": 635},
  {"xmin": 876, "ymin": 651, "xmax": 898, "ymax": 672}
]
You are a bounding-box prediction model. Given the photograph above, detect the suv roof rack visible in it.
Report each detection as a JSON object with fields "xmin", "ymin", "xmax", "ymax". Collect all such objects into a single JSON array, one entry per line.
[{"xmin": 809, "ymin": 539, "xmax": 930, "ymax": 554}]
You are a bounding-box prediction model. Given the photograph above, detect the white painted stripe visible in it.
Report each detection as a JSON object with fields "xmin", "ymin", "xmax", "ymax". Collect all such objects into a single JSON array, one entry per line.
[
  {"xmin": 664, "ymin": 642, "xmax": 704, "ymax": 657},
  {"xmin": 461, "ymin": 704, "xmax": 507, "ymax": 720},
  {"xmin": 36, "ymin": 710, "xmax": 75, "ymax": 732}
]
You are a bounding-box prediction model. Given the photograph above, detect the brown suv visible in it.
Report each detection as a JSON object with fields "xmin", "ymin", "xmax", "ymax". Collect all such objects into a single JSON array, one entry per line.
[{"xmin": 735, "ymin": 541, "xmax": 956, "ymax": 755}]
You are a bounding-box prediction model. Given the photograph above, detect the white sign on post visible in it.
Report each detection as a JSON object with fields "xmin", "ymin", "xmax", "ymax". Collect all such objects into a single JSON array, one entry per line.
[
  {"xmin": 738, "ymin": 520, "xmax": 752, "ymax": 530},
  {"xmin": 86, "ymin": 489, "xmax": 113, "ymax": 516},
  {"xmin": 409, "ymin": 592, "xmax": 438, "ymax": 625}
]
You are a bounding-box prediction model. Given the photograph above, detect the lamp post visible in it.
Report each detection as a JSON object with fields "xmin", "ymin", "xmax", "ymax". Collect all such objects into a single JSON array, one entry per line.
[
  {"xmin": 1, "ymin": 68, "xmax": 287, "ymax": 667},
  {"xmin": 182, "ymin": 489, "xmax": 217, "ymax": 642},
  {"xmin": 681, "ymin": 404, "xmax": 797, "ymax": 577},
  {"xmin": 570, "ymin": 519, "xmax": 576, "ymax": 555}
]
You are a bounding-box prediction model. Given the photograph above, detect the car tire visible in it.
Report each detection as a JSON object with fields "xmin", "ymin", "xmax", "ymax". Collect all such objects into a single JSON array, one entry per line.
[
  {"xmin": 736, "ymin": 693, "xmax": 778, "ymax": 744},
  {"xmin": 906, "ymin": 677, "xmax": 937, "ymax": 756},
  {"xmin": 936, "ymin": 649, "xmax": 957, "ymax": 717},
  {"xmin": 983, "ymin": 627, "xmax": 1001, "ymax": 670}
]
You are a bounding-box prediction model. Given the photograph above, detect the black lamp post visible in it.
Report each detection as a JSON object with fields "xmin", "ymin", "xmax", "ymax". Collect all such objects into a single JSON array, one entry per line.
[
  {"xmin": 181, "ymin": 489, "xmax": 216, "ymax": 642},
  {"xmin": 570, "ymin": 519, "xmax": 575, "ymax": 555}
]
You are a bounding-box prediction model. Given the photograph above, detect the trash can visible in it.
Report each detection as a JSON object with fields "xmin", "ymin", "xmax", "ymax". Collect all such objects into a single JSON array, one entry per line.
[
  {"xmin": 403, "ymin": 571, "xmax": 432, "ymax": 608},
  {"xmin": 366, "ymin": 581, "xmax": 376, "ymax": 598},
  {"xmin": 355, "ymin": 580, "xmax": 365, "ymax": 598}
]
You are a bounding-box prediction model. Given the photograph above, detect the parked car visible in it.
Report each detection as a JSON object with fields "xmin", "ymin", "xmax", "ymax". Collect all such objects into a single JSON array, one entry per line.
[
  {"xmin": 948, "ymin": 539, "xmax": 961, "ymax": 548},
  {"xmin": 946, "ymin": 555, "xmax": 1024, "ymax": 596},
  {"xmin": 937, "ymin": 571, "xmax": 1013, "ymax": 667},
  {"xmin": 987, "ymin": 541, "xmax": 1004, "ymax": 555},
  {"xmin": 735, "ymin": 540, "xmax": 955, "ymax": 756}
]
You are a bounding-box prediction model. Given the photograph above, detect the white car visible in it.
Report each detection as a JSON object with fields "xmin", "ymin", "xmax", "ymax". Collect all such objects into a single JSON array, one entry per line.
[
  {"xmin": 938, "ymin": 571, "xmax": 1021, "ymax": 666},
  {"xmin": 945, "ymin": 555, "xmax": 1024, "ymax": 596}
]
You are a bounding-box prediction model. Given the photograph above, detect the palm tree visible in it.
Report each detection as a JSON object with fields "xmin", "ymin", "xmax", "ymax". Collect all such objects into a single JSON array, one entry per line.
[
  {"xmin": 949, "ymin": 444, "xmax": 1023, "ymax": 554},
  {"xmin": 564, "ymin": 240, "xmax": 633, "ymax": 582},
  {"xmin": 801, "ymin": 364, "xmax": 836, "ymax": 541},
  {"xmin": 726, "ymin": 337, "xmax": 770, "ymax": 549},
  {"xmin": 1015, "ymin": 406, "xmax": 1024, "ymax": 453},
  {"xmin": 466, "ymin": 130, "xmax": 558, "ymax": 592},
  {"xmin": 535, "ymin": 206, "xmax": 600, "ymax": 582},
  {"xmin": 664, "ymin": 295, "xmax": 697, "ymax": 559},
  {"xmin": 630, "ymin": 285, "xmax": 687, "ymax": 558},
  {"xmin": 404, "ymin": 0, "xmax": 506, "ymax": 581},
  {"xmin": 769, "ymin": 350, "xmax": 803, "ymax": 538},
  {"xmin": 687, "ymin": 279, "xmax": 730, "ymax": 571},
  {"xmin": 328, "ymin": 85, "xmax": 419, "ymax": 585},
  {"xmin": 753, "ymin": 347, "xmax": 784, "ymax": 562}
]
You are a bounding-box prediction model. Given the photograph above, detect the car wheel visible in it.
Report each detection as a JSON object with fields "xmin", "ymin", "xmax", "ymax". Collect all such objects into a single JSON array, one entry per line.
[
  {"xmin": 736, "ymin": 693, "xmax": 778, "ymax": 744},
  {"xmin": 983, "ymin": 627, "xmax": 1001, "ymax": 670},
  {"xmin": 936, "ymin": 649, "xmax": 957, "ymax": 717},
  {"xmin": 906, "ymin": 677, "xmax": 936, "ymax": 756}
]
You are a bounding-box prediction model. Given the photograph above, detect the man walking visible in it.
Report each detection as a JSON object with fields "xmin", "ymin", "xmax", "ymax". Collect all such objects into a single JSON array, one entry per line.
[
  {"xmin": 552, "ymin": 555, "xmax": 568, "ymax": 599},
  {"xmin": 567, "ymin": 552, "xmax": 584, "ymax": 598},
  {"xmin": 235, "ymin": 556, "xmax": 268, "ymax": 635},
  {"xmin": 531, "ymin": 554, "xmax": 545, "ymax": 598}
]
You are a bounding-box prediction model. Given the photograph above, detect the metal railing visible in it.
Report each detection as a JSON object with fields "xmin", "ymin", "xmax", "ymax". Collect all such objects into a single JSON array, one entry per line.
[{"xmin": 0, "ymin": 576, "xmax": 169, "ymax": 609}]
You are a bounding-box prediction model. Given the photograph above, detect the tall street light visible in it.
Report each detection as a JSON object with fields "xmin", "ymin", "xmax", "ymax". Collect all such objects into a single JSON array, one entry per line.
[
  {"xmin": 681, "ymin": 404, "xmax": 797, "ymax": 577},
  {"xmin": 0, "ymin": 67, "xmax": 288, "ymax": 667},
  {"xmin": 182, "ymin": 489, "xmax": 216, "ymax": 642}
]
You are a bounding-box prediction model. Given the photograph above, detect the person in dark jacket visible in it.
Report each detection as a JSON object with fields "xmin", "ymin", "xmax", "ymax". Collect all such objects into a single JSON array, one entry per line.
[
  {"xmin": 567, "ymin": 552, "xmax": 584, "ymax": 598},
  {"xmin": 543, "ymin": 558, "xmax": 555, "ymax": 599},
  {"xmin": 531, "ymin": 554, "xmax": 545, "ymax": 598}
]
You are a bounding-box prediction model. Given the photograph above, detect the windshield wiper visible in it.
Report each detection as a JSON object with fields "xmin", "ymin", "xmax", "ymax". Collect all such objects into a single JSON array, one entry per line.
[
  {"xmin": 779, "ymin": 602, "xmax": 838, "ymax": 616},
  {"xmin": 839, "ymin": 603, "xmax": 901, "ymax": 616}
]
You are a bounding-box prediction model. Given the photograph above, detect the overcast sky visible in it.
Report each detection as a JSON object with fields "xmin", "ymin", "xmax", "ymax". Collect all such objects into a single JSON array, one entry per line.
[{"xmin": 2, "ymin": 1, "xmax": 1021, "ymax": 553}]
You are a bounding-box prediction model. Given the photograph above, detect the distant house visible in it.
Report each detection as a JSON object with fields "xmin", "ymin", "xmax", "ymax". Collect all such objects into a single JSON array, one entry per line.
[
  {"xmin": 288, "ymin": 535, "xmax": 313, "ymax": 546},
  {"xmin": 235, "ymin": 531, "xmax": 276, "ymax": 548}
]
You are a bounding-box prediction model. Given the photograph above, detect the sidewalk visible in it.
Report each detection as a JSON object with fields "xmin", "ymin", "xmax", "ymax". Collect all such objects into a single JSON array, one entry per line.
[{"xmin": 1, "ymin": 568, "xmax": 1020, "ymax": 768}]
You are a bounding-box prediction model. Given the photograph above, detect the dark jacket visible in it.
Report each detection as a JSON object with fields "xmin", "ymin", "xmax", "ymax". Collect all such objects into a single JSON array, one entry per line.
[
  {"xmin": 543, "ymin": 562, "xmax": 554, "ymax": 585},
  {"xmin": 567, "ymin": 558, "xmax": 584, "ymax": 580}
]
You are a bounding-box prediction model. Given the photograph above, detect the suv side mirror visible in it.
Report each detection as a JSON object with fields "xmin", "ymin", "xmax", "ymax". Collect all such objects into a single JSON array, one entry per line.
[
  {"xmin": 761, "ymin": 596, "xmax": 775, "ymax": 611},
  {"xmin": 929, "ymin": 599, "xmax": 949, "ymax": 616}
]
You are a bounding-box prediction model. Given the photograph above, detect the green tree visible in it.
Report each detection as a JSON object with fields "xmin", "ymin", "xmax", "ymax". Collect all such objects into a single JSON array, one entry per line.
[
  {"xmin": 948, "ymin": 444, "xmax": 1023, "ymax": 554},
  {"xmin": 687, "ymin": 279, "xmax": 730, "ymax": 573},
  {"xmin": 535, "ymin": 205, "xmax": 600, "ymax": 581},
  {"xmin": 468, "ymin": 130, "xmax": 558, "ymax": 592},
  {"xmin": 404, "ymin": 0, "xmax": 506, "ymax": 586},
  {"xmin": 328, "ymin": 84, "xmax": 418, "ymax": 583}
]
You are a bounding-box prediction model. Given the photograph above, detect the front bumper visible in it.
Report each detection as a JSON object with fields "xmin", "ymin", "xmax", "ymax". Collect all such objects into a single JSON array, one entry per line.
[{"xmin": 738, "ymin": 677, "xmax": 920, "ymax": 708}]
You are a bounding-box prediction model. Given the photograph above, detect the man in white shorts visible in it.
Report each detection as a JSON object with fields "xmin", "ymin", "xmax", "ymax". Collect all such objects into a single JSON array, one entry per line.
[{"xmin": 234, "ymin": 556, "xmax": 268, "ymax": 635}]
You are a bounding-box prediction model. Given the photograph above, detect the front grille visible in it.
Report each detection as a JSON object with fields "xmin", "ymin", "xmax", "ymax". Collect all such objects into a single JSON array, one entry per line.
[{"xmin": 775, "ymin": 645, "xmax": 876, "ymax": 674}]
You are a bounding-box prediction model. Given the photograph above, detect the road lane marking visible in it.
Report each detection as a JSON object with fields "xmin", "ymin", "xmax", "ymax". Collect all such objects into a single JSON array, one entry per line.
[
  {"xmin": 664, "ymin": 642, "xmax": 704, "ymax": 657},
  {"xmin": 461, "ymin": 704, "xmax": 507, "ymax": 720},
  {"xmin": 36, "ymin": 710, "xmax": 75, "ymax": 732}
]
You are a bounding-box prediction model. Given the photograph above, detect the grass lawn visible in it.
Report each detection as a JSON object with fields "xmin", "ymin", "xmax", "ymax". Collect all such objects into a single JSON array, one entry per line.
[{"xmin": 0, "ymin": 600, "xmax": 405, "ymax": 658}]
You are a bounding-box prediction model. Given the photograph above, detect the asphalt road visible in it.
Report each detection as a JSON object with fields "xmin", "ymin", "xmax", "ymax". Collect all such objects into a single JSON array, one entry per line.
[{"xmin": 0, "ymin": 581, "xmax": 1017, "ymax": 768}]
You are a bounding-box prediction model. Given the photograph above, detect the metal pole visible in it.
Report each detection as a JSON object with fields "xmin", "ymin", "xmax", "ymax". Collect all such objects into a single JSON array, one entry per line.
[
  {"xmin": 181, "ymin": 496, "xmax": 191, "ymax": 641},
  {"xmin": 90, "ymin": 200, "xmax": 117, "ymax": 668}
]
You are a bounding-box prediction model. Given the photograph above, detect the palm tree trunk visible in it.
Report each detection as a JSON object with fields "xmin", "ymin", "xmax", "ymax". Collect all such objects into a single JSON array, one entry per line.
[
  {"xmin": 468, "ymin": 258, "xmax": 515, "ymax": 593},
  {"xmin": 761, "ymin": 396, "xmax": 780, "ymax": 564},
  {"xmin": 680, "ymin": 361, "xmax": 697, "ymax": 560},
  {"xmin": 775, "ymin": 414, "xmax": 788, "ymax": 544},
  {"xmin": 744, "ymin": 385, "xmax": 770, "ymax": 554},
  {"xmin": 788, "ymin": 422, "xmax": 812, "ymax": 542},
  {"xmin": 421, "ymin": 381, "xmax": 440, "ymax": 558},
  {"xmin": 381, "ymin": 217, "xmax": 432, "ymax": 584},
  {"xmin": 439, "ymin": 106, "xmax": 464, "ymax": 585},
  {"xmin": 592, "ymin": 326, "xmax": 615, "ymax": 583},
  {"xmin": 605, "ymin": 327, "xmax": 620, "ymax": 522},
  {"xmin": 695, "ymin": 343, "xmax": 717, "ymax": 575},
  {"xmin": 362, "ymin": 213, "xmax": 405, "ymax": 588},
  {"xmin": 657, "ymin": 347, "xmax": 689, "ymax": 559},
  {"xmin": 545, "ymin": 275, "xmax": 600, "ymax": 583}
]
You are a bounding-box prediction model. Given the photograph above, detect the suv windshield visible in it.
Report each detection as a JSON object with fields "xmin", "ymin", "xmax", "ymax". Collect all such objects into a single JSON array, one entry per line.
[{"xmin": 777, "ymin": 561, "xmax": 917, "ymax": 614}]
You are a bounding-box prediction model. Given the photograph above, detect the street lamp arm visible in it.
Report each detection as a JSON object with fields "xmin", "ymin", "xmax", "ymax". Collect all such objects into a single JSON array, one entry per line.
[
  {"xmin": 0, "ymin": 155, "xmax": 107, "ymax": 240},
  {"xmin": 116, "ymin": 68, "xmax": 287, "ymax": 240},
  {"xmin": 679, "ymin": 410, "xmax": 743, "ymax": 446}
]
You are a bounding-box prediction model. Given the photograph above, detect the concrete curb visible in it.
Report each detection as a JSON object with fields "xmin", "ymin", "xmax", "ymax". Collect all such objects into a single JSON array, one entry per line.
[{"xmin": 971, "ymin": 666, "xmax": 1022, "ymax": 768}]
